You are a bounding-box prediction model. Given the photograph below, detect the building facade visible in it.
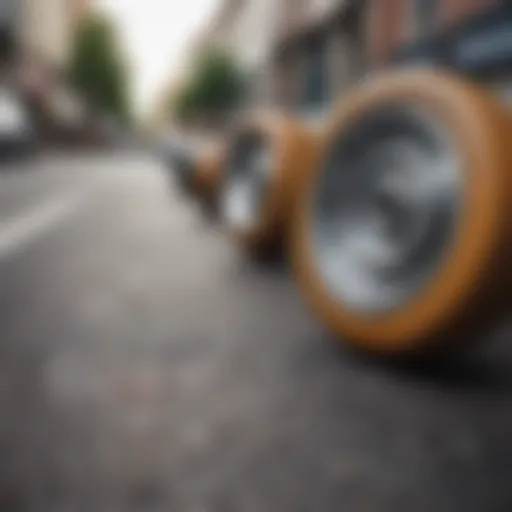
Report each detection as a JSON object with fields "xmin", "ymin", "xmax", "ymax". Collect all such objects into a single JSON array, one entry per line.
[
  {"xmin": 168, "ymin": 0, "xmax": 279, "ymax": 125},
  {"xmin": 20, "ymin": 0, "xmax": 88, "ymax": 67},
  {"xmin": 274, "ymin": 0, "xmax": 365, "ymax": 113},
  {"xmin": 15, "ymin": 0, "xmax": 89, "ymax": 123},
  {"xmin": 2, "ymin": 0, "xmax": 90, "ymax": 141},
  {"xmin": 193, "ymin": 0, "xmax": 279, "ymax": 108},
  {"xmin": 193, "ymin": 0, "xmax": 243, "ymax": 54},
  {"xmin": 274, "ymin": 0, "xmax": 512, "ymax": 112},
  {"xmin": 367, "ymin": 0, "xmax": 500, "ymax": 68},
  {"xmin": 227, "ymin": 0, "xmax": 279, "ymax": 107},
  {"xmin": 369, "ymin": 0, "xmax": 512, "ymax": 105},
  {"xmin": 0, "ymin": 0, "xmax": 21, "ymax": 64}
]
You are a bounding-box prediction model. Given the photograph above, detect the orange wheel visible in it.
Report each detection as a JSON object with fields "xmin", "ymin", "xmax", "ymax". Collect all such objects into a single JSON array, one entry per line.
[
  {"xmin": 219, "ymin": 112, "xmax": 318, "ymax": 254},
  {"xmin": 292, "ymin": 70, "xmax": 512, "ymax": 356},
  {"xmin": 191, "ymin": 141, "xmax": 227, "ymax": 216}
]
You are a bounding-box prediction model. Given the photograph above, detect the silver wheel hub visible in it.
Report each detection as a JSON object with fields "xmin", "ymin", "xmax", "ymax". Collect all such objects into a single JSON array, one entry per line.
[
  {"xmin": 312, "ymin": 104, "xmax": 462, "ymax": 314},
  {"xmin": 222, "ymin": 134, "xmax": 271, "ymax": 231}
]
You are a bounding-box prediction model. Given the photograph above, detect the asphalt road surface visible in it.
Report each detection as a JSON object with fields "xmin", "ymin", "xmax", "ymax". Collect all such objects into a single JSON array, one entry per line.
[{"xmin": 0, "ymin": 150, "xmax": 511, "ymax": 512}]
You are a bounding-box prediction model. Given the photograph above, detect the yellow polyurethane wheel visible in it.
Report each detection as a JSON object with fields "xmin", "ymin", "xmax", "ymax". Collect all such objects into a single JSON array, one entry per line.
[
  {"xmin": 220, "ymin": 111, "xmax": 319, "ymax": 255},
  {"xmin": 292, "ymin": 69, "xmax": 512, "ymax": 357},
  {"xmin": 192, "ymin": 141, "xmax": 226, "ymax": 212}
]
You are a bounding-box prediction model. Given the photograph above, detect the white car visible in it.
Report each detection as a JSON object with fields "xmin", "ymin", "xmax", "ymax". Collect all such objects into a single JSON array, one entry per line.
[{"xmin": 0, "ymin": 86, "xmax": 34, "ymax": 156}]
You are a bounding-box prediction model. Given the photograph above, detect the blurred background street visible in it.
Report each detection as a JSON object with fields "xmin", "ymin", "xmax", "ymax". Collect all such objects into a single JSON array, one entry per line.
[
  {"xmin": 0, "ymin": 0, "xmax": 511, "ymax": 510},
  {"xmin": 0, "ymin": 150, "xmax": 510, "ymax": 511}
]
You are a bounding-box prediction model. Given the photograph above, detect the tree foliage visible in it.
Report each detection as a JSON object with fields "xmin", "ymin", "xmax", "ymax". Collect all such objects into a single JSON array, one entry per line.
[
  {"xmin": 173, "ymin": 50, "xmax": 245, "ymax": 122},
  {"xmin": 67, "ymin": 14, "xmax": 131, "ymax": 124}
]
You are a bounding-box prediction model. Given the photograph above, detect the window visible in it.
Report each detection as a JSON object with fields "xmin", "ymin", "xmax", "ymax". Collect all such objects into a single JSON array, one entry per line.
[
  {"xmin": 409, "ymin": 0, "xmax": 439, "ymax": 39},
  {"xmin": 301, "ymin": 37, "xmax": 329, "ymax": 110},
  {"xmin": 0, "ymin": 25, "xmax": 15, "ymax": 62}
]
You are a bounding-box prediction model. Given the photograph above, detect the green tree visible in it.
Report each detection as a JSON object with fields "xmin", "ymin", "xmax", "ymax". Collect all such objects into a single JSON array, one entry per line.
[
  {"xmin": 173, "ymin": 83, "xmax": 199, "ymax": 123},
  {"xmin": 173, "ymin": 50, "xmax": 245, "ymax": 122},
  {"xmin": 67, "ymin": 14, "xmax": 131, "ymax": 124}
]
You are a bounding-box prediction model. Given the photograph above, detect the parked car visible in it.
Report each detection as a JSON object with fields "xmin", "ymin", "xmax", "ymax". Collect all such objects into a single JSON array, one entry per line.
[{"xmin": 0, "ymin": 84, "xmax": 35, "ymax": 158}]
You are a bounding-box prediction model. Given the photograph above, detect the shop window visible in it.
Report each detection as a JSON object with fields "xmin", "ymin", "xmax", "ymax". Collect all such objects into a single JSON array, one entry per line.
[
  {"xmin": 409, "ymin": 0, "xmax": 439, "ymax": 39},
  {"xmin": 0, "ymin": 26, "xmax": 14, "ymax": 62},
  {"xmin": 301, "ymin": 37, "xmax": 329, "ymax": 110}
]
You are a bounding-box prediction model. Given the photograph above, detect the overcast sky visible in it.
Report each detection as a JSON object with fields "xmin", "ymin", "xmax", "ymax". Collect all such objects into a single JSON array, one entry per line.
[{"xmin": 95, "ymin": 0, "xmax": 219, "ymax": 115}]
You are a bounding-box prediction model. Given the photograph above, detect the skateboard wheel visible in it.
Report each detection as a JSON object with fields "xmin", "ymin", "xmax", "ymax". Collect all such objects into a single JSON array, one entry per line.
[
  {"xmin": 192, "ymin": 141, "xmax": 227, "ymax": 217},
  {"xmin": 220, "ymin": 112, "xmax": 318, "ymax": 255},
  {"xmin": 292, "ymin": 70, "xmax": 512, "ymax": 356}
]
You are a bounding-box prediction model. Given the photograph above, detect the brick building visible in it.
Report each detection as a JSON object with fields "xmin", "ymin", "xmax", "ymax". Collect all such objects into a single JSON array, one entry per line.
[
  {"xmin": 274, "ymin": 0, "xmax": 365, "ymax": 113},
  {"xmin": 274, "ymin": 0, "xmax": 512, "ymax": 112},
  {"xmin": 367, "ymin": 0, "xmax": 501, "ymax": 67}
]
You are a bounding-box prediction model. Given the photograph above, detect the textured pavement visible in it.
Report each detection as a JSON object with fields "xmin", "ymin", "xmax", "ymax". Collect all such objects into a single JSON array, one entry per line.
[{"xmin": 0, "ymin": 151, "xmax": 510, "ymax": 511}]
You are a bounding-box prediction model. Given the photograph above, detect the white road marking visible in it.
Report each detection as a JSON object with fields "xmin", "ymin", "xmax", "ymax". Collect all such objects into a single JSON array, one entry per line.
[{"xmin": 0, "ymin": 193, "xmax": 86, "ymax": 260}]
